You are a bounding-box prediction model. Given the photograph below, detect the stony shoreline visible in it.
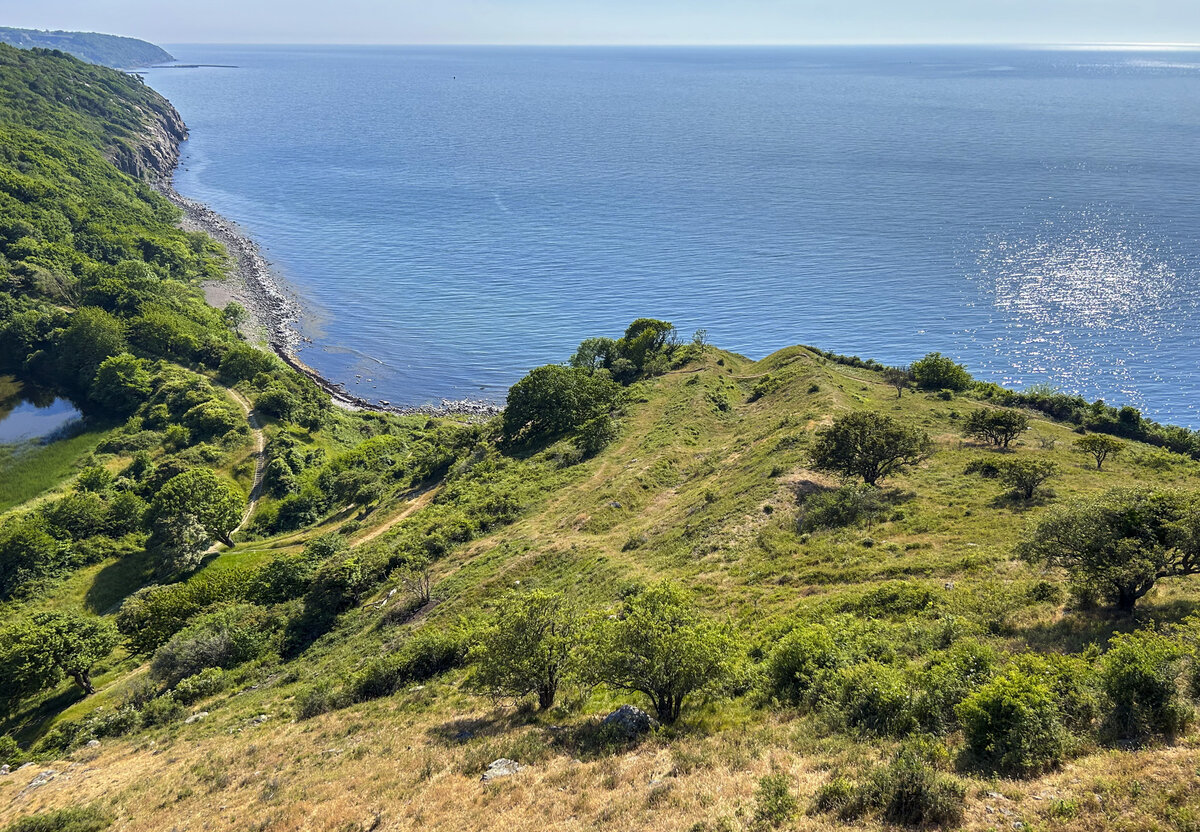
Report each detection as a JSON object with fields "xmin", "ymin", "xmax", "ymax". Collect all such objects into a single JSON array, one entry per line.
[{"xmin": 154, "ymin": 180, "xmax": 501, "ymax": 420}]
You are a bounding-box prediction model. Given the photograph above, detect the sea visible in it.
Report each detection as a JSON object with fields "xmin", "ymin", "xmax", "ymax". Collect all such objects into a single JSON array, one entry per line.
[{"xmin": 142, "ymin": 46, "xmax": 1200, "ymax": 425}]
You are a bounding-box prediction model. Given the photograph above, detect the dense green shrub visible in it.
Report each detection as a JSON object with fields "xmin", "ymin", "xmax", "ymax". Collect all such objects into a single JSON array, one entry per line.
[
  {"xmin": 765, "ymin": 623, "xmax": 845, "ymax": 706},
  {"xmin": 753, "ymin": 772, "xmax": 799, "ymax": 828},
  {"xmin": 1011, "ymin": 652, "xmax": 1099, "ymax": 733},
  {"xmin": 139, "ymin": 694, "xmax": 185, "ymax": 727},
  {"xmin": 833, "ymin": 662, "xmax": 918, "ymax": 736},
  {"xmin": 910, "ymin": 352, "xmax": 972, "ymax": 392},
  {"xmin": 501, "ymin": 364, "xmax": 621, "ymax": 444},
  {"xmin": 1099, "ymin": 630, "xmax": 1191, "ymax": 741},
  {"xmin": 348, "ymin": 627, "xmax": 468, "ymax": 702},
  {"xmin": 862, "ymin": 751, "xmax": 966, "ymax": 827},
  {"xmin": 912, "ymin": 639, "xmax": 998, "ymax": 733},
  {"xmin": 813, "ymin": 750, "xmax": 966, "ymax": 828},
  {"xmin": 116, "ymin": 569, "xmax": 257, "ymax": 654},
  {"xmin": 956, "ymin": 667, "xmax": 1066, "ymax": 775},
  {"xmin": 171, "ymin": 667, "xmax": 229, "ymax": 704},
  {"xmin": 797, "ymin": 484, "xmax": 887, "ymax": 531},
  {"xmin": 149, "ymin": 603, "xmax": 281, "ymax": 686}
]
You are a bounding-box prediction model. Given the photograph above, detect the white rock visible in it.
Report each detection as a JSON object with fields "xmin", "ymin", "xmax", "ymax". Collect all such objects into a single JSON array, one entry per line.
[{"xmin": 481, "ymin": 758, "xmax": 523, "ymax": 781}]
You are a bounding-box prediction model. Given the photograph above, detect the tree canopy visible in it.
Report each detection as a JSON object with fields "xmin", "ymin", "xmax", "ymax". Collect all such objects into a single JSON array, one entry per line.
[
  {"xmin": 580, "ymin": 582, "xmax": 738, "ymax": 723},
  {"xmin": 810, "ymin": 411, "xmax": 933, "ymax": 486},
  {"xmin": 1020, "ymin": 488, "xmax": 1200, "ymax": 612},
  {"xmin": 471, "ymin": 589, "xmax": 578, "ymax": 709}
]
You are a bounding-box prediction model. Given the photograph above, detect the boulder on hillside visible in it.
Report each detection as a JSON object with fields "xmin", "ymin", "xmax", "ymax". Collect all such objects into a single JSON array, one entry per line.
[
  {"xmin": 602, "ymin": 704, "xmax": 659, "ymax": 740},
  {"xmin": 481, "ymin": 758, "xmax": 523, "ymax": 781}
]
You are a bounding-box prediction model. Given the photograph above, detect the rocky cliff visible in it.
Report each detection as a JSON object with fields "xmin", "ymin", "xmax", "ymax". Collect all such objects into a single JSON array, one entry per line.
[{"xmin": 109, "ymin": 86, "xmax": 189, "ymax": 182}]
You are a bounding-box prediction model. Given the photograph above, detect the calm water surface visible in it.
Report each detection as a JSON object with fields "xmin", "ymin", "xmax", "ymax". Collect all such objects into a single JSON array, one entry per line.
[
  {"xmin": 0, "ymin": 376, "xmax": 82, "ymax": 444},
  {"xmin": 144, "ymin": 46, "xmax": 1200, "ymax": 424}
]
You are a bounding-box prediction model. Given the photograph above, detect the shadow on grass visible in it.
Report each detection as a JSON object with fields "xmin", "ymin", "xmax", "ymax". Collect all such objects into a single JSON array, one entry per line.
[
  {"xmin": 84, "ymin": 547, "xmax": 156, "ymax": 615},
  {"xmin": 1018, "ymin": 597, "xmax": 1200, "ymax": 653},
  {"xmin": 2, "ymin": 684, "xmax": 85, "ymax": 748},
  {"xmin": 430, "ymin": 706, "xmax": 651, "ymax": 765}
]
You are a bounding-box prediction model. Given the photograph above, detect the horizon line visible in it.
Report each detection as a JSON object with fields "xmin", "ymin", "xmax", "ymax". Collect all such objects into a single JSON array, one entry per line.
[{"xmin": 155, "ymin": 40, "xmax": 1200, "ymax": 49}]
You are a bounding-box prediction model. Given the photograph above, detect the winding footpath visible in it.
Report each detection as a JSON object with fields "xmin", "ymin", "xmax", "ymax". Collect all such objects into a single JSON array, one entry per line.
[{"xmin": 207, "ymin": 388, "xmax": 265, "ymax": 553}]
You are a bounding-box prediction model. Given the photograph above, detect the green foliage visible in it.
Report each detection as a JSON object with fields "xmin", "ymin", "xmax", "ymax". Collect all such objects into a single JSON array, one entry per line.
[
  {"xmin": 581, "ymin": 582, "xmax": 739, "ymax": 723},
  {"xmin": 171, "ymin": 667, "xmax": 229, "ymax": 705},
  {"xmin": 219, "ymin": 343, "xmax": 279, "ymax": 381},
  {"xmin": 911, "ymin": 639, "xmax": 998, "ymax": 733},
  {"xmin": 0, "ymin": 26, "xmax": 172, "ymax": 67},
  {"xmin": 814, "ymin": 750, "xmax": 966, "ymax": 828},
  {"xmin": 765, "ymin": 623, "xmax": 846, "ymax": 706},
  {"xmin": 347, "ymin": 628, "xmax": 469, "ymax": 702},
  {"xmin": 0, "ymin": 610, "xmax": 117, "ymax": 708},
  {"xmin": 1099, "ymin": 630, "xmax": 1191, "ymax": 741},
  {"xmin": 501, "ymin": 364, "xmax": 621, "ymax": 444},
  {"xmin": 116, "ymin": 568, "xmax": 257, "ymax": 654},
  {"xmin": 910, "ymin": 352, "xmax": 972, "ymax": 391},
  {"xmin": 810, "ymin": 411, "xmax": 933, "ymax": 485},
  {"xmin": 963, "ymin": 408, "xmax": 1029, "ymax": 448},
  {"xmin": 753, "ymin": 772, "xmax": 799, "ymax": 828},
  {"xmin": 568, "ymin": 319, "xmax": 677, "ymax": 382},
  {"xmin": 797, "ymin": 484, "xmax": 887, "ymax": 532},
  {"xmin": 471, "ymin": 589, "xmax": 578, "ymax": 709},
  {"xmin": 1020, "ymin": 488, "xmax": 1200, "ymax": 612},
  {"xmin": 89, "ymin": 352, "xmax": 151, "ymax": 413},
  {"xmin": 150, "ymin": 467, "xmax": 246, "ymax": 555},
  {"xmin": 0, "ymin": 734, "xmax": 21, "ymax": 766},
  {"xmin": 749, "ymin": 373, "xmax": 784, "ymax": 402},
  {"xmin": 0, "ymin": 805, "xmax": 112, "ymax": 832},
  {"xmin": 993, "ymin": 457, "xmax": 1059, "ymax": 500},
  {"xmin": 860, "ymin": 751, "xmax": 966, "ymax": 827},
  {"xmin": 956, "ymin": 667, "xmax": 1066, "ymax": 775},
  {"xmin": 0, "ymin": 515, "xmax": 71, "ymax": 599},
  {"xmin": 1075, "ymin": 434, "xmax": 1125, "ymax": 470},
  {"xmin": 833, "ymin": 662, "xmax": 918, "ymax": 736},
  {"xmin": 149, "ymin": 603, "xmax": 281, "ymax": 686}
]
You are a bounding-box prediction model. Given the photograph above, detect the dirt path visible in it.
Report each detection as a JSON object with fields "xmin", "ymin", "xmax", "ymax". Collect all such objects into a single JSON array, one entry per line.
[
  {"xmin": 205, "ymin": 388, "xmax": 266, "ymax": 553},
  {"xmin": 353, "ymin": 485, "xmax": 440, "ymax": 545}
]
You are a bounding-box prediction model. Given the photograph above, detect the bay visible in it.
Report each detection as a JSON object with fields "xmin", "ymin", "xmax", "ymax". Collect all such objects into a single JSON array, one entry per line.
[{"xmin": 143, "ymin": 46, "xmax": 1200, "ymax": 424}]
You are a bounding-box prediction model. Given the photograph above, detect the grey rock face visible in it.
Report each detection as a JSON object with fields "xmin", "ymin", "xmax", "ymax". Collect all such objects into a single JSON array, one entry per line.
[
  {"xmin": 602, "ymin": 704, "xmax": 659, "ymax": 739},
  {"xmin": 481, "ymin": 758, "xmax": 523, "ymax": 781}
]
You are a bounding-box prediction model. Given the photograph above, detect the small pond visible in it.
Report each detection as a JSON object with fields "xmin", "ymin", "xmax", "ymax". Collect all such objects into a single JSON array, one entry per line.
[{"xmin": 0, "ymin": 376, "xmax": 83, "ymax": 444}]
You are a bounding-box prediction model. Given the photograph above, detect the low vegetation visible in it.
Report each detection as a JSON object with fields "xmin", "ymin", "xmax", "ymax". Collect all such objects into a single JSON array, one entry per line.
[{"xmin": 8, "ymin": 42, "xmax": 1200, "ymax": 832}]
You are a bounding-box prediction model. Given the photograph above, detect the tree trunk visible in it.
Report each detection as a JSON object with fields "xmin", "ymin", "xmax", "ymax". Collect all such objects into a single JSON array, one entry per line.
[
  {"xmin": 70, "ymin": 670, "xmax": 95, "ymax": 695},
  {"xmin": 218, "ymin": 532, "xmax": 234, "ymax": 547},
  {"xmin": 537, "ymin": 684, "xmax": 556, "ymax": 710},
  {"xmin": 1115, "ymin": 587, "xmax": 1141, "ymax": 614}
]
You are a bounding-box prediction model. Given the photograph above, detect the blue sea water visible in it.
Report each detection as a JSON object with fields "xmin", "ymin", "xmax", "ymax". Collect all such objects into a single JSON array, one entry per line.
[{"xmin": 143, "ymin": 46, "xmax": 1200, "ymax": 424}]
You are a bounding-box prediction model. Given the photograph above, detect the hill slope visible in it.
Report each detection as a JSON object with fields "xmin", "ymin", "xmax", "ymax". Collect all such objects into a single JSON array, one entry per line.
[
  {"xmin": 0, "ymin": 27, "xmax": 172, "ymax": 68},
  {"xmin": 6, "ymin": 45, "xmax": 1200, "ymax": 832}
]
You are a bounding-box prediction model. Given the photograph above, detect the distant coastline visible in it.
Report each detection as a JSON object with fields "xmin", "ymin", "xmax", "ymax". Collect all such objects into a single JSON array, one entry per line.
[{"xmin": 153, "ymin": 144, "xmax": 499, "ymax": 419}]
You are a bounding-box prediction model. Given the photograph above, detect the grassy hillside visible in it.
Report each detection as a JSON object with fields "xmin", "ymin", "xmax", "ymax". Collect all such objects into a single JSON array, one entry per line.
[
  {"xmin": 0, "ymin": 28, "xmax": 172, "ymax": 68},
  {"xmin": 6, "ymin": 42, "xmax": 1200, "ymax": 832},
  {"xmin": 6, "ymin": 335, "xmax": 1200, "ymax": 831}
]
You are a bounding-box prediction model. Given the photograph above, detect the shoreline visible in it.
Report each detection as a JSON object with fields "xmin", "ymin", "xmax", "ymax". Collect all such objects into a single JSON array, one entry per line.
[{"xmin": 153, "ymin": 179, "xmax": 500, "ymax": 420}]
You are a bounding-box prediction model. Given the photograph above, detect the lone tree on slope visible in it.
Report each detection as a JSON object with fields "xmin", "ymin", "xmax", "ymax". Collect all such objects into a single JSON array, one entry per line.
[{"xmin": 810, "ymin": 411, "xmax": 933, "ymax": 486}]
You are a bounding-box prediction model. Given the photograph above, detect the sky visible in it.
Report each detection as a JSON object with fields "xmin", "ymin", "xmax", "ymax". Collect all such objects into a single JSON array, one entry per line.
[{"xmin": 5, "ymin": 0, "xmax": 1200, "ymax": 46}]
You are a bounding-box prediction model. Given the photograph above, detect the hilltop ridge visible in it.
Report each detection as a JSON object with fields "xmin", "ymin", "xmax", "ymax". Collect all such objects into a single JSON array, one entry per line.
[{"xmin": 0, "ymin": 27, "xmax": 172, "ymax": 68}]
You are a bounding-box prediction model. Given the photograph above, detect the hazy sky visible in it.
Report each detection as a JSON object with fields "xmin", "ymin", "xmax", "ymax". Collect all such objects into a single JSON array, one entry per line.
[{"xmin": 7, "ymin": 0, "xmax": 1200, "ymax": 46}]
